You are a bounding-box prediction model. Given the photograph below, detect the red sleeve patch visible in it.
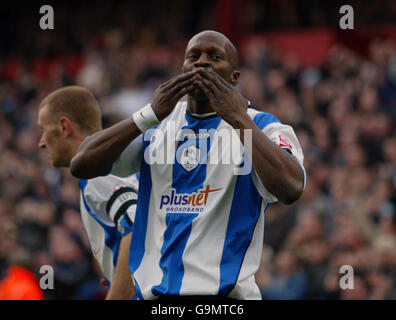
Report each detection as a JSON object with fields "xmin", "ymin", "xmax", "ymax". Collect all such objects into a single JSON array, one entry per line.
[{"xmin": 278, "ymin": 135, "xmax": 293, "ymax": 149}]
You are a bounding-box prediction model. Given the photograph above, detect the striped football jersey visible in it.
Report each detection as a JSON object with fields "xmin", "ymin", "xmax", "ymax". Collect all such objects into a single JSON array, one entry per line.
[{"xmin": 110, "ymin": 102, "xmax": 305, "ymax": 299}]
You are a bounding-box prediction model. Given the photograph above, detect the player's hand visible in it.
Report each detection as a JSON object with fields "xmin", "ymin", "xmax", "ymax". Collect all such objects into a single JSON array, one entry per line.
[
  {"xmin": 195, "ymin": 68, "xmax": 248, "ymax": 124},
  {"xmin": 151, "ymin": 71, "xmax": 198, "ymax": 121}
]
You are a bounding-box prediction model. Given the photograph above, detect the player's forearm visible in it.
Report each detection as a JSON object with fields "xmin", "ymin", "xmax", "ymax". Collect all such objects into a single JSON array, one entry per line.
[
  {"xmin": 106, "ymin": 233, "xmax": 135, "ymax": 300},
  {"xmin": 231, "ymin": 114, "xmax": 304, "ymax": 204},
  {"xmin": 71, "ymin": 118, "xmax": 141, "ymax": 179}
]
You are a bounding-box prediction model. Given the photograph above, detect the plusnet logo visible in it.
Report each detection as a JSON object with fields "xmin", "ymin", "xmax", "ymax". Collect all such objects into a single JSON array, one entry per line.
[{"xmin": 160, "ymin": 185, "xmax": 222, "ymax": 213}]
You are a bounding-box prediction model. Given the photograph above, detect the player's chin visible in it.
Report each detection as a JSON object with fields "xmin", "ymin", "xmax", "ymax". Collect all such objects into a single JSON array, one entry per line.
[
  {"xmin": 51, "ymin": 158, "xmax": 60, "ymax": 167},
  {"xmin": 51, "ymin": 156, "xmax": 67, "ymax": 168},
  {"xmin": 46, "ymin": 154, "xmax": 55, "ymax": 166}
]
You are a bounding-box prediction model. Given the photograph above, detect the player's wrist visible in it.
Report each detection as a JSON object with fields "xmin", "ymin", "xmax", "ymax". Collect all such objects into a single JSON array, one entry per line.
[
  {"xmin": 225, "ymin": 110, "xmax": 251, "ymax": 128},
  {"xmin": 132, "ymin": 104, "xmax": 160, "ymax": 133},
  {"xmin": 151, "ymin": 103, "xmax": 173, "ymax": 122}
]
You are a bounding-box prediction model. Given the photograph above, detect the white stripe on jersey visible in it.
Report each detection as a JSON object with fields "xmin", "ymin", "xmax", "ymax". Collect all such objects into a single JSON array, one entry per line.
[{"xmin": 80, "ymin": 203, "xmax": 115, "ymax": 283}]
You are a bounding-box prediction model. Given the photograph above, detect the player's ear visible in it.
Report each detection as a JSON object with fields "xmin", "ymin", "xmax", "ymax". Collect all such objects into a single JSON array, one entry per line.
[
  {"xmin": 230, "ymin": 70, "xmax": 240, "ymax": 86},
  {"xmin": 59, "ymin": 116, "xmax": 73, "ymax": 138}
]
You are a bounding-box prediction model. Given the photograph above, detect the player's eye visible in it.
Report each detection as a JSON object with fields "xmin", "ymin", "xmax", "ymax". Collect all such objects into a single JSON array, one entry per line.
[
  {"xmin": 188, "ymin": 54, "xmax": 199, "ymax": 61},
  {"xmin": 212, "ymin": 55, "xmax": 223, "ymax": 61}
]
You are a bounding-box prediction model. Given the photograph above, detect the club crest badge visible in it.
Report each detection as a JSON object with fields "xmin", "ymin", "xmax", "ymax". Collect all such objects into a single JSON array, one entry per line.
[{"xmin": 180, "ymin": 145, "xmax": 201, "ymax": 172}]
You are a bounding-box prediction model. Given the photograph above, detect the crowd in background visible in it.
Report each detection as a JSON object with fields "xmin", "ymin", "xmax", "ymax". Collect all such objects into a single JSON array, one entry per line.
[
  {"xmin": 0, "ymin": 1, "xmax": 396, "ymax": 299},
  {"xmin": 250, "ymin": 38, "xmax": 396, "ymax": 299}
]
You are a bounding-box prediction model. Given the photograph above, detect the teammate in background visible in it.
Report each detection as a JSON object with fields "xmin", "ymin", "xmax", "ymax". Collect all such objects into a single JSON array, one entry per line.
[
  {"xmin": 71, "ymin": 31, "xmax": 305, "ymax": 299},
  {"xmin": 37, "ymin": 86, "xmax": 137, "ymax": 300}
]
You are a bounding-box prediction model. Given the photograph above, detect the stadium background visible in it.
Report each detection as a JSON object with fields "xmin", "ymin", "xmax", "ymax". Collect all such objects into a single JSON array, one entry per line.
[{"xmin": 0, "ymin": 0, "xmax": 395, "ymax": 299}]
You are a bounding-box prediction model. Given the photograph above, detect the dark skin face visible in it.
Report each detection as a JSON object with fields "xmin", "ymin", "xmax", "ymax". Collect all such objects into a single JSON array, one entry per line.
[{"xmin": 182, "ymin": 31, "xmax": 240, "ymax": 113}]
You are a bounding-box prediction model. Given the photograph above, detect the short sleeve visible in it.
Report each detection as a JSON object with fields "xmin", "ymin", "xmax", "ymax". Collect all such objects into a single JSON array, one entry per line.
[
  {"xmin": 118, "ymin": 174, "xmax": 139, "ymax": 236},
  {"xmin": 81, "ymin": 174, "xmax": 138, "ymax": 236},
  {"xmin": 251, "ymin": 122, "xmax": 306, "ymax": 202},
  {"xmin": 105, "ymin": 180, "xmax": 138, "ymax": 236},
  {"xmin": 264, "ymin": 123, "xmax": 305, "ymax": 169}
]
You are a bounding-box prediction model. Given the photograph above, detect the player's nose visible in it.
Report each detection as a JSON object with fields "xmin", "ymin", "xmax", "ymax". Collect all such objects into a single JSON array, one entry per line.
[
  {"xmin": 38, "ymin": 136, "xmax": 46, "ymax": 149},
  {"xmin": 194, "ymin": 53, "xmax": 211, "ymax": 69}
]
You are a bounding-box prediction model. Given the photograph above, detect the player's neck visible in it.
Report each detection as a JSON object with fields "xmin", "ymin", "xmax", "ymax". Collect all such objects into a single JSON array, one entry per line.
[
  {"xmin": 186, "ymin": 96, "xmax": 215, "ymax": 116},
  {"xmin": 64, "ymin": 142, "xmax": 80, "ymax": 168},
  {"xmin": 66, "ymin": 138, "xmax": 84, "ymax": 168}
]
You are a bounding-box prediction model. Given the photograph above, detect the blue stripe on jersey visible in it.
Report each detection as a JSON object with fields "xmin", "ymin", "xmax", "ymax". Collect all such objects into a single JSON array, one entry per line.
[
  {"xmin": 79, "ymin": 179, "xmax": 121, "ymax": 268},
  {"xmin": 218, "ymin": 174, "xmax": 263, "ymax": 296},
  {"xmin": 129, "ymin": 135, "xmax": 152, "ymax": 276},
  {"xmin": 151, "ymin": 213, "xmax": 198, "ymax": 296},
  {"xmin": 252, "ymin": 112, "xmax": 281, "ymax": 130},
  {"xmin": 172, "ymin": 113, "xmax": 221, "ymax": 194}
]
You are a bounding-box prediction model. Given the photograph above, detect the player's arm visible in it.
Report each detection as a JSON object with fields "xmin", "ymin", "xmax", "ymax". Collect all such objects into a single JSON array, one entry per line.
[
  {"xmin": 71, "ymin": 71, "xmax": 198, "ymax": 179},
  {"xmin": 235, "ymin": 119, "xmax": 304, "ymax": 204},
  {"xmin": 105, "ymin": 177, "xmax": 137, "ymax": 300},
  {"xmin": 105, "ymin": 233, "xmax": 134, "ymax": 300},
  {"xmin": 195, "ymin": 69, "xmax": 304, "ymax": 204},
  {"xmin": 71, "ymin": 118, "xmax": 142, "ymax": 179}
]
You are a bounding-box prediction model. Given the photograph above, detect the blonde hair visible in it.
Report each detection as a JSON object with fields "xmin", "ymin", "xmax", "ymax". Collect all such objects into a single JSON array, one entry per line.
[{"xmin": 39, "ymin": 86, "xmax": 102, "ymax": 134}]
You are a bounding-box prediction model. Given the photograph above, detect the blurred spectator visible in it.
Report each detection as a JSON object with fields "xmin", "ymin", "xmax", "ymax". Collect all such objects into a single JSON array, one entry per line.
[
  {"xmin": 258, "ymin": 249, "xmax": 309, "ymax": 300},
  {"xmin": 0, "ymin": 248, "xmax": 43, "ymax": 300}
]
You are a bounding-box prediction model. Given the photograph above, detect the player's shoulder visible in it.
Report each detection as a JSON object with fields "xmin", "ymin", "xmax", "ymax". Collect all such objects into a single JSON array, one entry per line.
[
  {"xmin": 247, "ymin": 106, "xmax": 282, "ymax": 130},
  {"xmin": 80, "ymin": 174, "xmax": 131, "ymax": 196}
]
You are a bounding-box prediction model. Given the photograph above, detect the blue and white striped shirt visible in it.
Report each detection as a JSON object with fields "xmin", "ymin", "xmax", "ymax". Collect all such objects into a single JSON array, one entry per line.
[{"xmin": 111, "ymin": 102, "xmax": 305, "ymax": 299}]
